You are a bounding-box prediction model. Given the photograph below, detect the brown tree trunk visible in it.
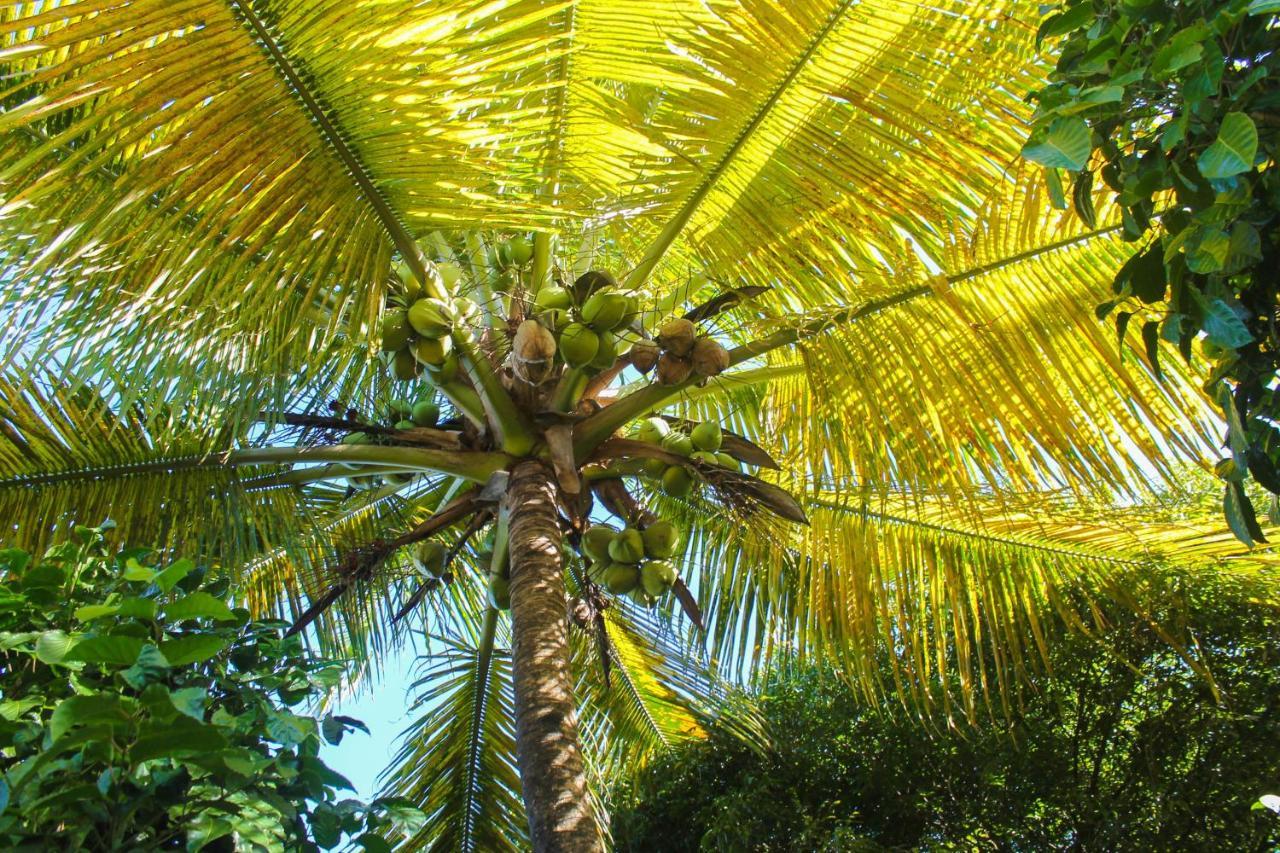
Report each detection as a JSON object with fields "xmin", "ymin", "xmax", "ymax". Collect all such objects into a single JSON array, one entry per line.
[{"xmin": 504, "ymin": 460, "xmax": 601, "ymax": 852}]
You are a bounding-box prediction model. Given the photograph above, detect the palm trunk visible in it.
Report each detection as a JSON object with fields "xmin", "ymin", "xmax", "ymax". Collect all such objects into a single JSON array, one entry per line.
[{"xmin": 504, "ymin": 460, "xmax": 601, "ymax": 852}]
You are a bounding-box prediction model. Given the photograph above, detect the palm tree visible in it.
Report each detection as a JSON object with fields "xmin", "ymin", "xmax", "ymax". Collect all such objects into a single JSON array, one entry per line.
[{"xmin": 0, "ymin": 1, "xmax": 1276, "ymax": 849}]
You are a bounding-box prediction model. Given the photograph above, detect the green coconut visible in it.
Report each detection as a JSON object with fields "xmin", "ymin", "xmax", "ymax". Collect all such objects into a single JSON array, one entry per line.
[
  {"xmin": 411, "ymin": 399, "xmax": 440, "ymax": 427},
  {"xmin": 507, "ymin": 236, "xmax": 534, "ymax": 265},
  {"xmin": 394, "ymin": 419, "xmax": 416, "ymax": 430},
  {"xmin": 634, "ymin": 416, "xmax": 670, "ymax": 444},
  {"xmin": 393, "ymin": 348, "xmax": 423, "ymax": 381},
  {"xmin": 603, "ymin": 563, "xmax": 640, "ymax": 595},
  {"xmin": 395, "ymin": 259, "xmax": 423, "ymax": 302},
  {"xmin": 412, "ymin": 334, "xmax": 452, "ymax": 367},
  {"xmin": 715, "ymin": 451, "xmax": 741, "ymax": 471},
  {"xmin": 535, "ymin": 285, "xmax": 573, "ymax": 311},
  {"xmin": 608, "ymin": 528, "xmax": 646, "ymax": 564},
  {"xmin": 488, "ymin": 574, "xmax": 511, "ymax": 610},
  {"xmin": 559, "ymin": 323, "xmax": 600, "ymax": 368},
  {"xmin": 661, "ymin": 465, "xmax": 694, "ymax": 497},
  {"xmin": 380, "ymin": 310, "xmax": 414, "ymax": 352},
  {"xmin": 661, "ymin": 431, "xmax": 694, "ymax": 457},
  {"xmin": 581, "ymin": 291, "xmax": 630, "ymax": 331},
  {"xmin": 387, "ymin": 398, "xmax": 413, "ymax": 421},
  {"xmin": 407, "ymin": 298, "xmax": 453, "ymax": 338},
  {"xmin": 641, "ymin": 457, "xmax": 668, "ymax": 478},
  {"xmin": 414, "ymin": 540, "xmax": 447, "ymax": 577},
  {"xmin": 582, "ymin": 525, "xmax": 618, "ymax": 563},
  {"xmin": 690, "ymin": 421, "xmax": 723, "ymax": 452},
  {"xmin": 690, "ymin": 450, "xmax": 719, "ymax": 466},
  {"xmin": 589, "ymin": 329, "xmax": 618, "ymax": 370},
  {"xmin": 427, "ymin": 351, "xmax": 459, "ymax": 383},
  {"xmin": 641, "ymin": 521, "xmax": 680, "ymax": 559},
  {"xmin": 641, "ymin": 560, "xmax": 677, "ymax": 597}
]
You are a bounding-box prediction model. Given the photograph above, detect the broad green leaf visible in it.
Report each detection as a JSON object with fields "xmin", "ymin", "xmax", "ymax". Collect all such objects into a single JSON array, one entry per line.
[
  {"xmin": 158, "ymin": 635, "xmax": 229, "ymax": 666},
  {"xmin": 1037, "ymin": 3, "xmax": 1094, "ymax": 44},
  {"xmin": 0, "ymin": 778, "xmax": 8, "ymax": 816},
  {"xmin": 169, "ymin": 687, "xmax": 208, "ymax": 721},
  {"xmin": 355, "ymin": 834, "xmax": 393, "ymax": 853},
  {"xmin": 1203, "ymin": 299, "xmax": 1253, "ymax": 348},
  {"xmin": 49, "ymin": 695, "xmax": 133, "ymax": 741},
  {"xmin": 1150, "ymin": 25, "xmax": 1207, "ymax": 79},
  {"xmin": 67, "ymin": 635, "xmax": 145, "ymax": 666},
  {"xmin": 122, "ymin": 558, "xmax": 155, "ymax": 583},
  {"xmin": 131, "ymin": 718, "xmax": 227, "ymax": 763},
  {"xmin": 163, "ymin": 592, "xmax": 235, "ymax": 623},
  {"xmin": 117, "ymin": 597, "xmax": 158, "ymax": 620},
  {"xmin": 22, "ymin": 565, "xmax": 65, "ymax": 589},
  {"xmin": 74, "ymin": 604, "xmax": 119, "ymax": 622},
  {"xmin": 1198, "ymin": 113, "xmax": 1258, "ymax": 179},
  {"xmin": 153, "ymin": 558, "xmax": 194, "ymax": 594},
  {"xmin": 1224, "ymin": 481, "xmax": 1266, "ymax": 547},
  {"xmin": 265, "ymin": 708, "xmax": 315, "ymax": 746},
  {"xmin": 1184, "ymin": 226, "xmax": 1230, "ymax": 273},
  {"xmin": 34, "ymin": 630, "xmax": 75, "ymax": 665},
  {"xmin": 121, "ymin": 644, "xmax": 171, "ymax": 688},
  {"xmin": 1022, "ymin": 117, "xmax": 1091, "ymax": 171}
]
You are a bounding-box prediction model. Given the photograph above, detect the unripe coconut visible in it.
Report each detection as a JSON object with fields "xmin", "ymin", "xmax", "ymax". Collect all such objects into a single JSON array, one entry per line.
[
  {"xmin": 395, "ymin": 419, "xmax": 416, "ymax": 430},
  {"xmin": 629, "ymin": 588, "xmax": 658, "ymax": 608},
  {"xmin": 535, "ymin": 286, "xmax": 573, "ymax": 312},
  {"xmin": 582, "ymin": 525, "xmax": 618, "ymax": 563},
  {"xmin": 657, "ymin": 318, "xmax": 696, "ymax": 357},
  {"xmin": 427, "ymin": 351, "xmax": 459, "ymax": 383},
  {"xmin": 395, "ymin": 259, "xmax": 423, "ymax": 302},
  {"xmin": 559, "ymin": 323, "xmax": 600, "ymax": 368},
  {"xmin": 634, "ymin": 416, "xmax": 670, "ymax": 444},
  {"xmin": 437, "ymin": 261, "xmax": 462, "ymax": 290},
  {"xmin": 394, "ymin": 348, "xmax": 424, "ymax": 381},
  {"xmin": 660, "ymin": 431, "xmax": 694, "ymax": 457},
  {"xmin": 641, "ymin": 457, "xmax": 668, "ymax": 478},
  {"xmin": 414, "ymin": 540, "xmax": 447, "ymax": 577},
  {"xmin": 589, "ymin": 330, "xmax": 618, "ymax": 371},
  {"xmin": 608, "ymin": 528, "xmax": 646, "ymax": 564},
  {"xmin": 620, "ymin": 295, "xmax": 642, "ymax": 328},
  {"xmin": 582, "ymin": 291, "xmax": 630, "ymax": 331},
  {"xmin": 512, "ymin": 319, "xmax": 558, "ymax": 385},
  {"xmin": 690, "ymin": 450, "xmax": 719, "ymax": 466},
  {"xmin": 690, "ymin": 337, "xmax": 730, "ymax": 377},
  {"xmin": 690, "ymin": 421, "xmax": 723, "ymax": 452},
  {"xmin": 540, "ymin": 308, "xmax": 572, "ymax": 332},
  {"xmin": 411, "ymin": 399, "xmax": 439, "ymax": 427},
  {"xmin": 715, "ymin": 451, "xmax": 740, "ymax": 471},
  {"xmin": 380, "ymin": 310, "xmax": 414, "ymax": 352},
  {"xmin": 507, "ymin": 236, "xmax": 533, "ymax": 266},
  {"xmin": 641, "ymin": 520, "xmax": 680, "ymax": 559},
  {"xmin": 661, "ymin": 465, "xmax": 694, "ymax": 497},
  {"xmin": 629, "ymin": 339, "xmax": 660, "ymax": 373},
  {"xmin": 656, "ymin": 353, "xmax": 693, "ymax": 385},
  {"xmin": 488, "ymin": 574, "xmax": 511, "ymax": 610},
  {"xmin": 341, "ymin": 431, "xmax": 370, "ymax": 446},
  {"xmin": 572, "ymin": 270, "xmax": 617, "ymax": 303},
  {"xmin": 387, "ymin": 398, "xmax": 413, "ymax": 421},
  {"xmin": 603, "ymin": 563, "xmax": 640, "ymax": 595},
  {"xmin": 412, "ymin": 334, "xmax": 452, "ymax": 367},
  {"xmin": 641, "ymin": 560, "xmax": 677, "ymax": 598},
  {"xmin": 408, "ymin": 299, "xmax": 452, "ymax": 338}
]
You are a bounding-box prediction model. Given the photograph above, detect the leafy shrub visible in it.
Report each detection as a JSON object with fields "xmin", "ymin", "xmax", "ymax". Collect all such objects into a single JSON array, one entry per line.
[{"xmin": 0, "ymin": 524, "xmax": 422, "ymax": 851}]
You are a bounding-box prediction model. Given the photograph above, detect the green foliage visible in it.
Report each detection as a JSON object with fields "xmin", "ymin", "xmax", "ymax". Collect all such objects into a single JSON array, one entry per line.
[
  {"xmin": 0, "ymin": 525, "xmax": 424, "ymax": 851},
  {"xmin": 1026, "ymin": 0, "xmax": 1280, "ymax": 538},
  {"xmin": 610, "ymin": 577, "xmax": 1280, "ymax": 851}
]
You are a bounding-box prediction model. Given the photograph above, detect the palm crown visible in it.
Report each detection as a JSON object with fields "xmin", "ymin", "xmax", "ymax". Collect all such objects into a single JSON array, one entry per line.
[{"xmin": 0, "ymin": 1, "xmax": 1276, "ymax": 848}]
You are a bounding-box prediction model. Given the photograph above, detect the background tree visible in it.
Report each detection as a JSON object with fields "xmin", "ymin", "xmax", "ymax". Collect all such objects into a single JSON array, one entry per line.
[
  {"xmin": 0, "ymin": 2, "xmax": 1277, "ymax": 849},
  {"xmin": 612, "ymin": 571, "xmax": 1280, "ymax": 851}
]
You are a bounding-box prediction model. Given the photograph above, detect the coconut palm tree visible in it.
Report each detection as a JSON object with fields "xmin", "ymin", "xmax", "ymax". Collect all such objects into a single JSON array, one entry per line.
[{"xmin": 0, "ymin": 1, "xmax": 1276, "ymax": 849}]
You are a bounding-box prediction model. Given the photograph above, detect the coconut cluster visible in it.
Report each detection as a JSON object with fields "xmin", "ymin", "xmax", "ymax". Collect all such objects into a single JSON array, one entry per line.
[
  {"xmin": 523, "ymin": 270, "xmax": 646, "ymax": 378},
  {"xmin": 631, "ymin": 416, "xmax": 740, "ymax": 497},
  {"xmin": 337, "ymin": 394, "xmax": 440, "ymax": 491},
  {"xmin": 652, "ymin": 318, "xmax": 730, "ymax": 385},
  {"xmin": 581, "ymin": 519, "xmax": 681, "ymax": 606}
]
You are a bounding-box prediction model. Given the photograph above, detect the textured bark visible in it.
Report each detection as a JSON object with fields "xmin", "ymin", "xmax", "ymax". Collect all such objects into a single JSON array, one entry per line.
[{"xmin": 505, "ymin": 460, "xmax": 601, "ymax": 852}]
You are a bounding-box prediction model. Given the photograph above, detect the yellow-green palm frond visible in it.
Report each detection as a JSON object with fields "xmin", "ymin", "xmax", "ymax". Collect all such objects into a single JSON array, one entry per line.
[{"xmin": 643, "ymin": 482, "xmax": 1278, "ymax": 721}]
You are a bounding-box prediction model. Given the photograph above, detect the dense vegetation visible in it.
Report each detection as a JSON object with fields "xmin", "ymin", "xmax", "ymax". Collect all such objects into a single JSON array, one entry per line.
[
  {"xmin": 612, "ymin": 575, "xmax": 1280, "ymax": 851},
  {"xmin": 0, "ymin": 527, "xmax": 422, "ymax": 851}
]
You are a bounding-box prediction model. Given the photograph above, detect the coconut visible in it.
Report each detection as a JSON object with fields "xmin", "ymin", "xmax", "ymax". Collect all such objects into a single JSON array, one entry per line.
[
  {"xmin": 657, "ymin": 318, "xmax": 697, "ymax": 357},
  {"xmin": 582, "ymin": 291, "xmax": 630, "ymax": 331},
  {"xmin": 603, "ymin": 563, "xmax": 640, "ymax": 595},
  {"xmin": 690, "ymin": 450, "xmax": 719, "ymax": 466},
  {"xmin": 589, "ymin": 330, "xmax": 618, "ymax": 371},
  {"xmin": 559, "ymin": 323, "xmax": 600, "ymax": 368},
  {"xmin": 690, "ymin": 421, "xmax": 723, "ymax": 452},
  {"xmin": 660, "ymin": 431, "xmax": 694, "ymax": 457},
  {"xmin": 661, "ymin": 465, "xmax": 694, "ymax": 497},
  {"xmin": 641, "ymin": 520, "xmax": 680, "ymax": 559},
  {"xmin": 629, "ymin": 588, "xmax": 657, "ymax": 608},
  {"xmin": 512, "ymin": 319, "xmax": 558, "ymax": 385},
  {"xmin": 395, "ymin": 259, "xmax": 423, "ymax": 302},
  {"xmin": 572, "ymin": 270, "xmax": 617, "ymax": 303},
  {"xmin": 380, "ymin": 309, "xmax": 414, "ymax": 352},
  {"xmin": 641, "ymin": 560, "xmax": 677, "ymax": 597},
  {"xmin": 634, "ymin": 416, "xmax": 670, "ymax": 444},
  {"xmin": 715, "ymin": 451, "xmax": 740, "ymax": 471},
  {"xmin": 655, "ymin": 353, "xmax": 693, "ymax": 385},
  {"xmin": 427, "ymin": 352, "xmax": 459, "ymax": 383},
  {"xmin": 608, "ymin": 528, "xmax": 646, "ymax": 564},
  {"xmin": 535, "ymin": 286, "xmax": 573, "ymax": 312},
  {"xmin": 387, "ymin": 398, "xmax": 413, "ymax": 421},
  {"xmin": 641, "ymin": 457, "xmax": 669, "ymax": 479},
  {"xmin": 628, "ymin": 339, "xmax": 660, "ymax": 373},
  {"xmin": 408, "ymin": 298, "xmax": 452, "ymax": 338},
  {"xmin": 690, "ymin": 337, "xmax": 730, "ymax": 377},
  {"xmin": 414, "ymin": 540, "xmax": 447, "ymax": 577},
  {"xmin": 394, "ymin": 418, "xmax": 416, "ymax": 430},
  {"xmin": 488, "ymin": 574, "xmax": 511, "ymax": 610},
  {"xmin": 412, "ymin": 335, "xmax": 452, "ymax": 367},
  {"xmin": 507, "ymin": 236, "xmax": 533, "ymax": 266},
  {"xmin": 437, "ymin": 261, "xmax": 463, "ymax": 290},
  {"xmin": 394, "ymin": 348, "xmax": 423, "ymax": 381},
  {"xmin": 582, "ymin": 525, "xmax": 618, "ymax": 563},
  {"xmin": 411, "ymin": 399, "xmax": 439, "ymax": 427}
]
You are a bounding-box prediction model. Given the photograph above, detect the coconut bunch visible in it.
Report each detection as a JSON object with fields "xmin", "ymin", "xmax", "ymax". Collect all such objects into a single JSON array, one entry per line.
[
  {"xmin": 651, "ymin": 318, "xmax": 730, "ymax": 385},
  {"xmin": 378, "ymin": 255, "xmax": 480, "ymax": 384},
  {"xmin": 630, "ymin": 416, "xmax": 741, "ymax": 497},
  {"xmin": 527, "ymin": 270, "xmax": 643, "ymax": 377},
  {"xmin": 580, "ymin": 519, "xmax": 681, "ymax": 607}
]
